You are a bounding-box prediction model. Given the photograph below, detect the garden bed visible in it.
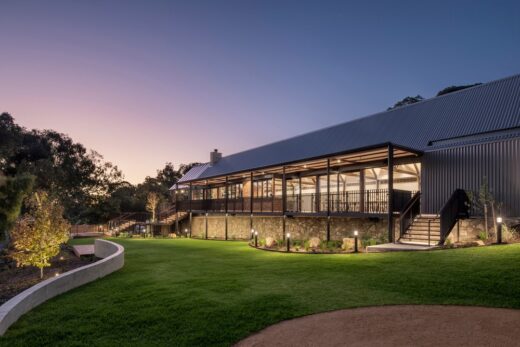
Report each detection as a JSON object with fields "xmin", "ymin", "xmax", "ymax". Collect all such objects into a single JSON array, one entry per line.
[
  {"xmin": 0, "ymin": 245, "xmax": 95, "ymax": 305},
  {"xmin": 249, "ymin": 238, "xmax": 365, "ymax": 253}
]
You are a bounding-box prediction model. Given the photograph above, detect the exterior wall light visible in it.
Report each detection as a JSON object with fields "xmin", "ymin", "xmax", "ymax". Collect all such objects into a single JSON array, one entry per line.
[
  {"xmin": 286, "ymin": 233, "xmax": 291, "ymax": 252},
  {"xmin": 496, "ymin": 217, "xmax": 503, "ymax": 244},
  {"xmin": 354, "ymin": 230, "xmax": 359, "ymax": 253}
]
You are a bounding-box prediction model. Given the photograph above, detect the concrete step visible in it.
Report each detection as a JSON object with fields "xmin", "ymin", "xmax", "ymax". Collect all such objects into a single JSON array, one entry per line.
[
  {"xmin": 412, "ymin": 220, "xmax": 441, "ymax": 227},
  {"xmin": 367, "ymin": 242, "xmax": 438, "ymax": 252},
  {"xmin": 405, "ymin": 232, "xmax": 440, "ymax": 238},
  {"xmin": 400, "ymin": 235, "xmax": 441, "ymax": 243},
  {"xmin": 408, "ymin": 226, "xmax": 440, "ymax": 231}
]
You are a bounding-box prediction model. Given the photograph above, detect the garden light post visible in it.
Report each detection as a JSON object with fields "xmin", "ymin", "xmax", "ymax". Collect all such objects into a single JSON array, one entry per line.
[
  {"xmin": 354, "ymin": 230, "xmax": 358, "ymax": 253},
  {"xmin": 254, "ymin": 231, "xmax": 258, "ymax": 248},
  {"xmin": 286, "ymin": 233, "xmax": 291, "ymax": 252},
  {"xmin": 250, "ymin": 228, "xmax": 254, "ymax": 240},
  {"xmin": 184, "ymin": 228, "xmax": 189, "ymax": 238},
  {"xmin": 497, "ymin": 217, "xmax": 503, "ymax": 244}
]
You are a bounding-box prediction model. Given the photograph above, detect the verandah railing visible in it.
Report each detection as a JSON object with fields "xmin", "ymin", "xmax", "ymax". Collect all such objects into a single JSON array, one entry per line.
[{"xmin": 176, "ymin": 189, "xmax": 415, "ymax": 214}]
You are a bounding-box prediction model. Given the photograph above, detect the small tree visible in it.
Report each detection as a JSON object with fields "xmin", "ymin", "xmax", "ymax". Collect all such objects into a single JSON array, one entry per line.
[
  {"xmin": 468, "ymin": 178, "xmax": 502, "ymax": 239},
  {"xmin": 10, "ymin": 191, "xmax": 70, "ymax": 278},
  {"xmin": 146, "ymin": 192, "xmax": 160, "ymax": 222}
]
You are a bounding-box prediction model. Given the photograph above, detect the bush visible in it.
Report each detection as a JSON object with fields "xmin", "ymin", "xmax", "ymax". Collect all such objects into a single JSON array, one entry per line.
[{"xmin": 478, "ymin": 230, "xmax": 488, "ymax": 241}]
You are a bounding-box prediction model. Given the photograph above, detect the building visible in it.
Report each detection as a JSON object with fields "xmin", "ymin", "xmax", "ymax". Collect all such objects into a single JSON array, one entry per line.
[{"xmin": 171, "ymin": 74, "xmax": 520, "ymax": 246}]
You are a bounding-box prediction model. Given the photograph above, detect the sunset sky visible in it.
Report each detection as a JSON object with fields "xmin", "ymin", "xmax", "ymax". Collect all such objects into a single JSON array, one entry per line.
[{"xmin": 1, "ymin": 0, "xmax": 519, "ymax": 184}]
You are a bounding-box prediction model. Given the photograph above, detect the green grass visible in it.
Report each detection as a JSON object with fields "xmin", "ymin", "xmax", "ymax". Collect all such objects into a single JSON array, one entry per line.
[{"xmin": 1, "ymin": 239, "xmax": 520, "ymax": 346}]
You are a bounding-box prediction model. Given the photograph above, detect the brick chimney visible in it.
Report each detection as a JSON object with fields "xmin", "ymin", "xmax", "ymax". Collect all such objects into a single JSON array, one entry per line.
[{"xmin": 209, "ymin": 149, "xmax": 222, "ymax": 166}]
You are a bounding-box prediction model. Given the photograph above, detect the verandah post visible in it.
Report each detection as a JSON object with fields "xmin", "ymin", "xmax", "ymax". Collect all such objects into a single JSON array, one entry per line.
[
  {"xmin": 225, "ymin": 176, "xmax": 228, "ymax": 240},
  {"xmin": 250, "ymin": 171, "xmax": 254, "ymax": 233},
  {"xmin": 282, "ymin": 166, "xmax": 287, "ymax": 241},
  {"xmin": 326, "ymin": 158, "xmax": 331, "ymax": 241},
  {"xmin": 387, "ymin": 143, "xmax": 394, "ymax": 243},
  {"xmin": 359, "ymin": 170, "xmax": 365, "ymax": 213},
  {"xmin": 189, "ymin": 182, "xmax": 193, "ymax": 238}
]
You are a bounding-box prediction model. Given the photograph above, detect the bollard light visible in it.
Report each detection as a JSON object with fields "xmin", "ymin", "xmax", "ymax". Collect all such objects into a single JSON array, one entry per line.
[
  {"xmin": 254, "ymin": 230, "xmax": 258, "ymax": 248},
  {"xmin": 497, "ymin": 217, "xmax": 503, "ymax": 244},
  {"xmin": 250, "ymin": 228, "xmax": 255, "ymax": 240},
  {"xmin": 286, "ymin": 233, "xmax": 291, "ymax": 252},
  {"xmin": 354, "ymin": 230, "xmax": 359, "ymax": 253}
]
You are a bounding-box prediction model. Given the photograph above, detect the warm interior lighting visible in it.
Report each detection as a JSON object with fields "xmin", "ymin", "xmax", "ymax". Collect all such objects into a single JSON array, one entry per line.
[
  {"xmin": 336, "ymin": 159, "xmax": 341, "ymax": 163},
  {"xmin": 303, "ymin": 164, "xmax": 308, "ymax": 168},
  {"xmin": 354, "ymin": 230, "xmax": 358, "ymax": 236},
  {"xmin": 497, "ymin": 217, "xmax": 503, "ymax": 223}
]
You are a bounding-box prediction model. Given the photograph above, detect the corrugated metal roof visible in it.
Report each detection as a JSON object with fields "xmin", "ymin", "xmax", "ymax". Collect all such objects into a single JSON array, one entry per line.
[
  {"xmin": 179, "ymin": 73, "xmax": 520, "ymax": 183},
  {"xmin": 176, "ymin": 163, "xmax": 211, "ymax": 184}
]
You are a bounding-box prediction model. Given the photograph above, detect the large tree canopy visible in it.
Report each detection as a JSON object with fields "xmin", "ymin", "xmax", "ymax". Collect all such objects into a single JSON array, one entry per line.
[
  {"xmin": 388, "ymin": 83, "xmax": 482, "ymax": 110},
  {"xmin": 0, "ymin": 173, "xmax": 34, "ymax": 243},
  {"xmin": 0, "ymin": 112, "xmax": 123, "ymax": 223},
  {"xmin": 436, "ymin": 83, "xmax": 482, "ymax": 96},
  {"xmin": 387, "ymin": 95, "xmax": 424, "ymax": 110}
]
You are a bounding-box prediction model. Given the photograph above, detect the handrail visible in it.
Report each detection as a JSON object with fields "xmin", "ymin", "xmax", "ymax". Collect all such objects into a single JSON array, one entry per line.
[
  {"xmin": 176, "ymin": 188, "xmax": 418, "ymax": 215},
  {"xmin": 399, "ymin": 191, "xmax": 421, "ymax": 238},
  {"xmin": 438, "ymin": 189, "xmax": 470, "ymax": 244}
]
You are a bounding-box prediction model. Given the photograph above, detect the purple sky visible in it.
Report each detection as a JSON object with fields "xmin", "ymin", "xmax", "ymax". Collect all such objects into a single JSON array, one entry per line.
[{"xmin": 1, "ymin": 0, "xmax": 519, "ymax": 183}]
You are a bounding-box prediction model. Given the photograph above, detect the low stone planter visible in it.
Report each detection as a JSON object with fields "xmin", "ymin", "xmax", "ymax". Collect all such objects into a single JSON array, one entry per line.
[{"xmin": 0, "ymin": 239, "xmax": 124, "ymax": 336}]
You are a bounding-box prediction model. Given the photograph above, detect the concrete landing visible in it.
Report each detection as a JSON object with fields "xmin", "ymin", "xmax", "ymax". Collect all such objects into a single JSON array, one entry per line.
[
  {"xmin": 366, "ymin": 242, "xmax": 438, "ymax": 252},
  {"xmin": 72, "ymin": 245, "xmax": 95, "ymax": 257}
]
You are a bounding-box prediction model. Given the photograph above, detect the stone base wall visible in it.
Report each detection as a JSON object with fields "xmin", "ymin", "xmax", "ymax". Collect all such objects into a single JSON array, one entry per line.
[
  {"xmin": 447, "ymin": 217, "xmax": 520, "ymax": 243},
  {"xmin": 180, "ymin": 214, "xmax": 394, "ymax": 243}
]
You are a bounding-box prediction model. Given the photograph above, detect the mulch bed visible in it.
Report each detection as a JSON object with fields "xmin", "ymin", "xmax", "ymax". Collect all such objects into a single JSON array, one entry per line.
[{"xmin": 0, "ymin": 245, "xmax": 95, "ymax": 305}]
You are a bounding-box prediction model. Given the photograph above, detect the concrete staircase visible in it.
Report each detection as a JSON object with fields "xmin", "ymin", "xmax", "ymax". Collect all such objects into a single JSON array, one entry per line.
[{"xmin": 399, "ymin": 214, "xmax": 441, "ymax": 245}]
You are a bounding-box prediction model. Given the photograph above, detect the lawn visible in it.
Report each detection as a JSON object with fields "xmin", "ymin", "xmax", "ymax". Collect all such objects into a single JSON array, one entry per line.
[{"xmin": 1, "ymin": 239, "xmax": 519, "ymax": 346}]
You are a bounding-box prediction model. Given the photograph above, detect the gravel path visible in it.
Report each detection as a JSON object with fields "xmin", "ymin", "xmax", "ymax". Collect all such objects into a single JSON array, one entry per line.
[{"xmin": 235, "ymin": 305, "xmax": 520, "ymax": 346}]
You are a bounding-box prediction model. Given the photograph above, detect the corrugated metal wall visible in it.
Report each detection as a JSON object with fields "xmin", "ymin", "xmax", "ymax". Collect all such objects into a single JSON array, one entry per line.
[{"xmin": 421, "ymin": 138, "xmax": 520, "ymax": 217}]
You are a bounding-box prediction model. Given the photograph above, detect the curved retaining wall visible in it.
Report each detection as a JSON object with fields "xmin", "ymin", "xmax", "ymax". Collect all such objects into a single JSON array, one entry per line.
[{"xmin": 0, "ymin": 239, "xmax": 124, "ymax": 335}]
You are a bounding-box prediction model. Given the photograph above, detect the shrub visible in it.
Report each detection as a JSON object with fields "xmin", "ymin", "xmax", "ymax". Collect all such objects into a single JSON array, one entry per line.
[{"xmin": 478, "ymin": 230, "xmax": 488, "ymax": 241}]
